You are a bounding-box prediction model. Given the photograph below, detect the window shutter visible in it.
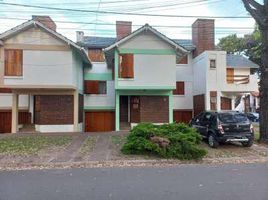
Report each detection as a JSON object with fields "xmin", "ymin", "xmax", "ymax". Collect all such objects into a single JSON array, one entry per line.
[
  {"xmin": 174, "ymin": 82, "xmax": 185, "ymax": 95},
  {"xmin": 4, "ymin": 49, "xmax": 23, "ymax": 76},
  {"xmin": 120, "ymin": 54, "xmax": 134, "ymax": 78},
  {"xmin": 84, "ymin": 81, "xmax": 99, "ymax": 94},
  {"xmin": 177, "ymin": 55, "xmax": 188, "ymax": 64},
  {"xmin": 88, "ymin": 49, "xmax": 105, "ymax": 62}
]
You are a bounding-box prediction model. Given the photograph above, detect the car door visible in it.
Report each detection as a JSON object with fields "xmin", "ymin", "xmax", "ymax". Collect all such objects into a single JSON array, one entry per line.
[
  {"xmin": 191, "ymin": 113, "xmax": 204, "ymax": 133},
  {"xmin": 199, "ymin": 112, "xmax": 212, "ymax": 137}
]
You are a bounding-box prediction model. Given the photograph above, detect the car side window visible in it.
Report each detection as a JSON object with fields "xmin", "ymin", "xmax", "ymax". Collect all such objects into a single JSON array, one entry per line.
[
  {"xmin": 201, "ymin": 112, "xmax": 212, "ymax": 124},
  {"xmin": 195, "ymin": 113, "xmax": 204, "ymax": 123}
]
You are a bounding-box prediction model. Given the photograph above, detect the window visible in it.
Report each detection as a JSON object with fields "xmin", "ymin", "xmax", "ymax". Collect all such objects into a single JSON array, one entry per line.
[
  {"xmin": 4, "ymin": 49, "xmax": 23, "ymax": 76},
  {"xmin": 210, "ymin": 59, "xmax": 216, "ymax": 69},
  {"xmin": 84, "ymin": 81, "xmax": 107, "ymax": 94},
  {"xmin": 88, "ymin": 49, "xmax": 105, "ymax": 62},
  {"xmin": 119, "ymin": 54, "xmax": 134, "ymax": 78},
  {"xmin": 176, "ymin": 55, "xmax": 188, "ymax": 64},
  {"xmin": 173, "ymin": 82, "xmax": 185, "ymax": 95}
]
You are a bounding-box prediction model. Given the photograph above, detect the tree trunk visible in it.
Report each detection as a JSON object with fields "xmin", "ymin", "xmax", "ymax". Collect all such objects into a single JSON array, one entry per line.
[{"xmin": 259, "ymin": 29, "xmax": 268, "ymax": 142}]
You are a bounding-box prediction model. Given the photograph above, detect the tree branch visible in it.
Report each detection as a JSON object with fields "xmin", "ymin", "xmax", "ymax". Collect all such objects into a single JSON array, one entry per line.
[{"xmin": 242, "ymin": 0, "xmax": 264, "ymax": 26}]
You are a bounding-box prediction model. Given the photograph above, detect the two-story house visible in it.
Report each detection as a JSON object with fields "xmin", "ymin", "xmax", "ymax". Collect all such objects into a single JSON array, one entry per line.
[
  {"xmin": 78, "ymin": 19, "xmax": 259, "ymax": 132},
  {"xmin": 0, "ymin": 16, "xmax": 90, "ymax": 133}
]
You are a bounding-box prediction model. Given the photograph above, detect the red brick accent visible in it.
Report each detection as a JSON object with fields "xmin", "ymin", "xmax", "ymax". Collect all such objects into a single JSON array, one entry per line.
[
  {"xmin": 139, "ymin": 96, "xmax": 169, "ymax": 123},
  {"xmin": 32, "ymin": 16, "xmax": 57, "ymax": 31},
  {"xmin": 34, "ymin": 95, "xmax": 74, "ymax": 125},
  {"xmin": 192, "ymin": 19, "xmax": 215, "ymax": 58},
  {"xmin": 116, "ymin": 21, "xmax": 132, "ymax": 40}
]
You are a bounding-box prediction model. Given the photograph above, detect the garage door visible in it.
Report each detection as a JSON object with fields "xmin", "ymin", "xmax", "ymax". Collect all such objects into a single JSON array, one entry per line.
[
  {"xmin": 173, "ymin": 110, "xmax": 193, "ymax": 124},
  {"xmin": 85, "ymin": 111, "xmax": 115, "ymax": 132},
  {"xmin": 0, "ymin": 111, "xmax": 31, "ymax": 133}
]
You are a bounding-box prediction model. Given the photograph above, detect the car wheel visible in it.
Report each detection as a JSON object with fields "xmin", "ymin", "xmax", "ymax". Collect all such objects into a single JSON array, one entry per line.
[
  {"xmin": 208, "ymin": 134, "xmax": 219, "ymax": 148},
  {"xmin": 241, "ymin": 138, "xmax": 254, "ymax": 147}
]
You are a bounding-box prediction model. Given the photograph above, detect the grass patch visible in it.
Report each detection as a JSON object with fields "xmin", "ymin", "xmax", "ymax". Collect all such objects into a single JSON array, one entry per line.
[
  {"xmin": 254, "ymin": 124, "xmax": 260, "ymax": 141},
  {"xmin": 0, "ymin": 135, "xmax": 72, "ymax": 155},
  {"xmin": 111, "ymin": 135, "xmax": 126, "ymax": 147},
  {"xmin": 80, "ymin": 136, "xmax": 96, "ymax": 154}
]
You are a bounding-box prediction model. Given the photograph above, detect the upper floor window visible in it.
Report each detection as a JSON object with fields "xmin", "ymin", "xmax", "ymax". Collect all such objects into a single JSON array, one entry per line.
[
  {"xmin": 210, "ymin": 59, "xmax": 216, "ymax": 69},
  {"xmin": 176, "ymin": 55, "xmax": 188, "ymax": 64},
  {"xmin": 84, "ymin": 80, "xmax": 107, "ymax": 94},
  {"xmin": 173, "ymin": 81, "xmax": 185, "ymax": 95},
  {"xmin": 119, "ymin": 54, "xmax": 134, "ymax": 78},
  {"xmin": 88, "ymin": 49, "xmax": 105, "ymax": 62},
  {"xmin": 4, "ymin": 49, "xmax": 23, "ymax": 76}
]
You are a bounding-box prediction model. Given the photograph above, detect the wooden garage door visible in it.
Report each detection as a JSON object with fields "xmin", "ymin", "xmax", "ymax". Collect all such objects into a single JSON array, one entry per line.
[
  {"xmin": 85, "ymin": 111, "xmax": 115, "ymax": 132},
  {"xmin": 221, "ymin": 97, "xmax": 232, "ymax": 110},
  {"xmin": 173, "ymin": 110, "xmax": 193, "ymax": 124},
  {"xmin": 0, "ymin": 111, "xmax": 31, "ymax": 133}
]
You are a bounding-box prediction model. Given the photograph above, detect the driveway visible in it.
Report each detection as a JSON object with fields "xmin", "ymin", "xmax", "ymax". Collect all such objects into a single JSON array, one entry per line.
[{"xmin": 0, "ymin": 163, "xmax": 267, "ymax": 200}]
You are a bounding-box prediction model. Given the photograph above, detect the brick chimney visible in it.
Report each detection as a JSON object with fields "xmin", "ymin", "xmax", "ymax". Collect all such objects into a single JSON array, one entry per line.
[
  {"xmin": 32, "ymin": 16, "xmax": 57, "ymax": 31},
  {"xmin": 192, "ymin": 19, "xmax": 215, "ymax": 58},
  {"xmin": 116, "ymin": 21, "xmax": 132, "ymax": 41}
]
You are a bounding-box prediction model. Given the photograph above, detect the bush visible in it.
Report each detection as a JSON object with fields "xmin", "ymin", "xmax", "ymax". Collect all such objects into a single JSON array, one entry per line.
[{"xmin": 121, "ymin": 123, "xmax": 207, "ymax": 160}]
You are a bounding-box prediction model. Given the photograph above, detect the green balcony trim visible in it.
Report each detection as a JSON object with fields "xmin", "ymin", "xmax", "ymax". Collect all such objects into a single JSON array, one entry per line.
[
  {"xmin": 84, "ymin": 73, "xmax": 113, "ymax": 81},
  {"xmin": 118, "ymin": 48, "xmax": 176, "ymax": 55},
  {"xmin": 84, "ymin": 106, "xmax": 115, "ymax": 111},
  {"xmin": 115, "ymin": 86, "xmax": 176, "ymax": 90}
]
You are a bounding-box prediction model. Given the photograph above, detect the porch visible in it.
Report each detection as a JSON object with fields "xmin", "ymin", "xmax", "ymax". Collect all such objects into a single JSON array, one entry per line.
[
  {"xmin": 9, "ymin": 87, "xmax": 81, "ymax": 133},
  {"xmin": 115, "ymin": 90, "xmax": 173, "ymax": 131}
]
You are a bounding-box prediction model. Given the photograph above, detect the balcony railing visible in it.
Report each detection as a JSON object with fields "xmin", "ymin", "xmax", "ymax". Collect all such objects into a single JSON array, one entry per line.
[{"xmin": 227, "ymin": 75, "xmax": 249, "ymax": 84}]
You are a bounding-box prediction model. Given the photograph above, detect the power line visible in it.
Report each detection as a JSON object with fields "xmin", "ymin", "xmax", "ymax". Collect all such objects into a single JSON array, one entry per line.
[
  {"xmin": 0, "ymin": 2, "xmax": 252, "ymax": 19},
  {"xmin": 0, "ymin": 17, "xmax": 255, "ymax": 30}
]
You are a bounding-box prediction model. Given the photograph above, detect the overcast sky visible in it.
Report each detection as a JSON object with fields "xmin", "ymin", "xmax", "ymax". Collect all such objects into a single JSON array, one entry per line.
[{"xmin": 0, "ymin": 0, "xmax": 263, "ymax": 43}]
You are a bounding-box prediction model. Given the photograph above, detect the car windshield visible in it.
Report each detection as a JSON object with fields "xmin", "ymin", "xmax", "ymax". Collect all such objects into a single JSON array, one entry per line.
[{"xmin": 218, "ymin": 113, "xmax": 248, "ymax": 123}]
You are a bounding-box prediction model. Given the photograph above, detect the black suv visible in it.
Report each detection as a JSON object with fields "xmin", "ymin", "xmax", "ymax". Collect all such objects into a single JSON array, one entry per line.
[{"xmin": 190, "ymin": 111, "xmax": 254, "ymax": 148}]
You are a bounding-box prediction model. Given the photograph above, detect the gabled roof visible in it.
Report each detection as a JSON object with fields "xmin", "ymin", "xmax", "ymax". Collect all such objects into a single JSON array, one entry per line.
[
  {"xmin": 104, "ymin": 24, "xmax": 188, "ymax": 54},
  {"xmin": 0, "ymin": 20, "xmax": 91, "ymax": 64},
  {"xmin": 227, "ymin": 54, "xmax": 259, "ymax": 69}
]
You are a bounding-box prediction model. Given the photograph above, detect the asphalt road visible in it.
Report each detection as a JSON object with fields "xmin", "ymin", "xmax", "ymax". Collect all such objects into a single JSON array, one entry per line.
[{"xmin": 0, "ymin": 163, "xmax": 267, "ymax": 200}]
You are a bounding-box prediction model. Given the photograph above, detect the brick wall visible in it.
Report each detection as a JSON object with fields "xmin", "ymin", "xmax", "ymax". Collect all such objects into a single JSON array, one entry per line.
[
  {"xmin": 192, "ymin": 19, "xmax": 215, "ymax": 58},
  {"xmin": 34, "ymin": 95, "xmax": 74, "ymax": 125},
  {"xmin": 140, "ymin": 96, "xmax": 169, "ymax": 123}
]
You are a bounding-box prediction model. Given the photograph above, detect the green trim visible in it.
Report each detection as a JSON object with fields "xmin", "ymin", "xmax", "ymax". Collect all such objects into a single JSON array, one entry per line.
[
  {"xmin": 117, "ymin": 90, "xmax": 171, "ymax": 96},
  {"xmin": 115, "ymin": 91, "xmax": 120, "ymax": 131},
  {"xmin": 116, "ymin": 86, "xmax": 176, "ymax": 90},
  {"xmin": 114, "ymin": 50, "xmax": 119, "ymax": 89},
  {"xmin": 84, "ymin": 106, "xmax": 115, "ymax": 111},
  {"xmin": 119, "ymin": 48, "xmax": 176, "ymax": 55},
  {"xmin": 84, "ymin": 73, "xmax": 112, "ymax": 81},
  {"xmin": 169, "ymin": 91, "xmax": 174, "ymax": 123}
]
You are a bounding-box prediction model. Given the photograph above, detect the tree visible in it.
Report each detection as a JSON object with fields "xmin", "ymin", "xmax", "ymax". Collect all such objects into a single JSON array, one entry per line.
[
  {"xmin": 218, "ymin": 34, "xmax": 245, "ymax": 55},
  {"xmin": 217, "ymin": 29, "xmax": 261, "ymax": 66},
  {"xmin": 242, "ymin": 0, "xmax": 268, "ymax": 142}
]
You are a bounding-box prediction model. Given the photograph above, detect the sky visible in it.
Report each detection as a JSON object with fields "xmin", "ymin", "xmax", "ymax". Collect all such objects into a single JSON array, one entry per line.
[{"xmin": 0, "ymin": 0, "xmax": 263, "ymax": 43}]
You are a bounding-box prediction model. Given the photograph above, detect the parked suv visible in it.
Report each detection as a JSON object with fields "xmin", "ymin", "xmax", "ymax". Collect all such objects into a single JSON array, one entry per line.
[{"xmin": 190, "ymin": 111, "xmax": 254, "ymax": 148}]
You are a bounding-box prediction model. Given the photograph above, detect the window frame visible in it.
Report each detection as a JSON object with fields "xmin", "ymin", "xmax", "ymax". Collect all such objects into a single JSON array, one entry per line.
[{"xmin": 210, "ymin": 59, "xmax": 216, "ymax": 69}]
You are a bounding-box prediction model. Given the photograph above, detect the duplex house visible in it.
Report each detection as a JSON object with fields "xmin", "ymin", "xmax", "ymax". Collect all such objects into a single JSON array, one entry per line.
[
  {"xmin": 0, "ymin": 17, "xmax": 259, "ymax": 133},
  {"xmin": 0, "ymin": 16, "xmax": 90, "ymax": 133},
  {"xmin": 78, "ymin": 19, "xmax": 259, "ymax": 131}
]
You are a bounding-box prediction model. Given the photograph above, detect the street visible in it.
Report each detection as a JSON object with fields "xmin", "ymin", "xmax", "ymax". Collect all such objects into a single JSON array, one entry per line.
[{"xmin": 0, "ymin": 163, "xmax": 267, "ymax": 200}]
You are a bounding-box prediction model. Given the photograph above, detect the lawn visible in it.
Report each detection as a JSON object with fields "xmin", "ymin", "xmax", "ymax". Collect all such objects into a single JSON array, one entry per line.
[
  {"xmin": 0, "ymin": 135, "xmax": 72, "ymax": 155},
  {"xmin": 79, "ymin": 136, "xmax": 97, "ymax": 155}
]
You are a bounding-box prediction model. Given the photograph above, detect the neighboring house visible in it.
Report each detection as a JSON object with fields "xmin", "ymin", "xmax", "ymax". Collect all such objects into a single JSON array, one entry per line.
[
  {"xmin": 0, "ymin": 17, "xmax": 259, "ymax": 133},
  {"xmin": 0, "ymin": 16, "xmax": 90, "ymax": 133}
]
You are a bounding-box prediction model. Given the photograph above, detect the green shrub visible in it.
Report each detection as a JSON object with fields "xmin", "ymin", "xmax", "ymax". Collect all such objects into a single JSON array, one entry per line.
[{"xmin": 121, "ymin": 123, "xmax": 207, "ymax": 160}]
